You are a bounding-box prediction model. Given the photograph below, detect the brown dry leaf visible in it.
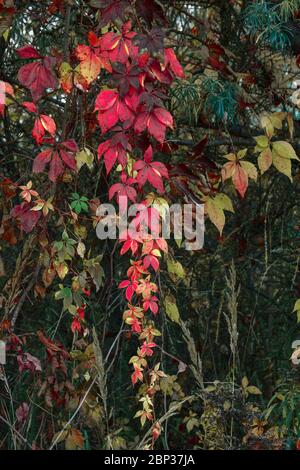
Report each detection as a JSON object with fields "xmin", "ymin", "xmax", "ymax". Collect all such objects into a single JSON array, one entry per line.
[
  {"xmin": 65, "ymin": 428, "xmax": 84, "ymax": 450},
  {"xmin": 43, "ymin": 267, "xmax": 56, "ymax": 287},
  {"xmin": 34, "ymin": 284, "xmax": 46, "ymax": 298}
]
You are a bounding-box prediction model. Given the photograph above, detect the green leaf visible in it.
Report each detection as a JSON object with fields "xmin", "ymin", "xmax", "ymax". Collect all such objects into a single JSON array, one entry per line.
[
  {"xmin": 167, "ymin": 255, "xmax": 185, "ymax": 279},
  {"xmin": 76, "ymin": 148, "xmax": 94, "ymax": 171},
  {"xmin": 164, "ymin": 295, "xmax": 180, "ymax": 324},
  {"xmin": 214, "ymin": 193, "xmax": 234, "ymax": 212}
]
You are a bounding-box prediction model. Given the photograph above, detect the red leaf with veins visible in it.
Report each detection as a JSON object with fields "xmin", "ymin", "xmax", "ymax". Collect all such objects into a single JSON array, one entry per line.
[
  {"xmin": 11, "ymin": 202, "xmax": 41, "ymax": 233},
  {"xmin": 32, "ymin": 140, "xmax": 77, "ymax": 181},
  {"xmin": 143, "ymin": 252, "xmax": 160, "ymax": 271},
  {"xmin": 131, "ymin": 363, "xmax": 143, "ymax": 385},
  {"xmin": 140, "ymin": 341, "xmax": 156, "ymax": 356},
  {"xmin": 164, "ymin": 48, "xmax": 185, "ymax": 78},
  {"xmin": 109, "ymin": 173, "xmax": 137, "ymax": 203},
  {"xmin": 49, "ymin": 151, "xmax": 64, "ymax": 182},
  {"xmin": 111, "ymin": 62, "xmax": 141, "ymax": 96},
  {"xmin": 143, "ymin": 296, "xmax": 159, "ymax": 314},
  {"xmin": 133, "ymin": 145, "xmax": 168, "ymax": 193},
  {"xmin": 40, "ymin": 115, "xmax": 56, "ymax": 135},
  {"xmin": 91, "ymin": 0, "xmax": 130, "ymax": 26},
  {"xmin": 119, "ymin": 279, "xmax": 138, "ymax": 302},
  {"xmin": 98, "ymin": 133, "xmax": 130, "ymax": 174},
  {"xmin": 18, "ymin": 56, "xmax": 58, "ymax": 102},
  {"xmin": 94, "ymin": 89, "xmax": 134, "ymax": 133},
  {"xmin": 134, "ymin": 27, "xmax": 165, "ymax": 54},
  {"xmin": 75, "ymin": 38, "xmax": 112, "ymax": 84},
  {"xmin": 232, "ymin": 164, "xmax": 248, "ymax": 198},
  {"xmin": 60, "ymin": 149, "xmax": 77, "ymax": 170},
  {"xmin": 17, "ymin": 45, "xmax": 42, "ymax": 59},
  {"xmin": 33, "ymin": 148, "xmax": 52, "ymax": 173},
  {"xmin": 134, "ymin": 107, "xmax": 173, "ymax": 143},
  {"xmin": 61, "ymin": 139, "xmax": 78, "ymax": 153},
  {"xmin": 32, "ymin": 114, "xmax": 56, "ymax": 145},
  {"xmin": 100, "ymin": 21, "xmax": 137, "ymax": 64}
]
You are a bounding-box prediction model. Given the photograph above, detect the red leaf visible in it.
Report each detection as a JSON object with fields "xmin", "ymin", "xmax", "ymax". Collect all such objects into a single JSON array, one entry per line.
[
  {"xmin": 209, "ymin": 56, "xmax": 227, "ymax": 71},
  {"xmin": 40, "ymin": 115, "xmax": 56, "ymax": 136},
  {"xmin": 232, "ymin": 165, "xmax": 248, "ymax": 198},
  {"xmin": 154, "ymin": 107, "xmax": 173, "ymax": 128},
  {"xmin": 16, "ymin": 402, "xmax": 29, "ymax": 424},
  {"xmin": 18, "ymin": 57, "xmax": 58, "ymax": 102},
  {"xmin": 95, "ymin": 90, "xmax": 134, "ymax": 133},
  {"xmin": 11, "ymin": 203, "xmax": 41, "ymax": 233},
  {"xmin": 32, "ymin": 115, "xmax": 56, "ymax": 145},
  {"xmin": 92, "ymin": 0, "xmax": 130, "ymax": 26},
  {"xmin": 109, "ymin": 174, "xmax": 137, "ymax": 203},
  {"xmin": 134, "ymin": 107, "xmax": 173, "ymax": 143},
  {"xmin": 0, "ymin": 80, "xmax": 14, "ymax": 116},
  {"xmin": 133, "ymin": 145, "xmax": 168, "ymax": 193},
  {"xmin": 75, "ymin": 44, "xmax": 103, "ymax": 84},
  {"xmin": 164, "ymin": 48, "xmax": 185, "ymax": 78},
  {"xmin": 49, "ymin": 151, "xmax": 64, "ymax": 182},
  {"xmin": 32, "ymin": 117, "xmax": 45, "ymax": 144},
  {"xmin": 33, "ymin": 148, "xmax": 52, "ymax": 173},
  {"xmin": 59, "ymin": 149, "xmax": 76, "ymax": 170},
  {"xmin": 22, "ymin": 101, "xmax": 37, "ymax": 113},
  {"xmin": 61, "ymin": 139, "xmax": 78, "ymax": 152},
  {"xmin": 100, "ymin": 21, "xmax": 136, "ymax": 64},
  {"xmin": 95, "ymin": 89, "xmax": 118, "ymax": 111},
  {"xmin": 17, "ymin": 45, "xmax": 42, "ymax": 59},
  {"xmin": 131, "ymin": 363, "xmax": 143, "ymax": 385}
]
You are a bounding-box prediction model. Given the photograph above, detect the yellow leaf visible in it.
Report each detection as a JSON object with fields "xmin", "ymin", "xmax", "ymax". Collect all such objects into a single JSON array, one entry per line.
[
  {"xmin": 59, "ymin": 62, "xmax": 72, "ymax": 76},
  {"xmin": 164, "ymin": 295, "xmax": 180, "ymax": 324},
  {"xmin": 247, "ymin": 385, "xmax": 262, "ymax": 395},
  {"xmin": 242, "ymin": 376, "xmax": 249, "ymax": 389},
  {"xmin": 206, "ymin": 198, "xmax": 225, "ymax": 235},
  {"xmin": 272, "ymin": 150, "xmax": 292, "ymax": 181},
  {"xmin": 293, "ymin": 299, "xmax": 300, "ymax": 312},
  {"xmin": 254, "ymin": 135, "xmax": 269, "ymax": 149},
  {"xmin": 272, "ymin": 112, "xmax": 286, "ymax": 126},
  {"xmin": 77, "ymin": 241, "xmax": 86, "ymax": 259},
  {"xmin": 54, "ymin": 262, "xmax": 68, "ymax": 280},
  {"xmin": 221, "ymin": 161, "xmax": 236, "ymax": 181},
  {"xmin": 79, "ymin": 55, "xmax": 101, "ymax": 84},
  {"xmin": 214, "ymin": 193, "xmax": 234, "ymax": 212},
  {"xmin": 3, "ymin": 29, "xmax": 9, "ymax": 41},
  {"xmin": 76, "ymin": 148, "xmax": 94, "ymax": 170},
  {"xmin": 237, "ymin": 148, "xmax": 247, "ymax": 160},
  {"xmin": 223, "ymin": 152, "xmax": 237, "ymax": 161},
  {"xmin": 223, "ymin": 400, "xmax": 231, "ymax": 411},
  {"xmin": 293, "ymin": 299, "xmax": 300, "ymax": 322},
  {"xmin": 272, "ymin": 141, "xmax": 298, "ymax": 160},
  {"xmin": 260, "ymin": 114, "xmax": 274, "ymax": 138},
  {"xmin": 240, "ymin": 161, "xmax": 258, "ymax": 181},
  {"xmin": 270, "ymin": 113, "xmax": 284, "ymax": 130},
  {"xmin": 258, "ymin": 148, "xmax": 272, "ymax": 175}
]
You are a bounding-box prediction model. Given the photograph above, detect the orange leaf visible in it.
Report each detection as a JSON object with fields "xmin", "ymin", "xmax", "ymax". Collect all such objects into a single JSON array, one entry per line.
[{"xmin": 232, "ymin": 164, "xmax": 248, "ymax": 197}]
